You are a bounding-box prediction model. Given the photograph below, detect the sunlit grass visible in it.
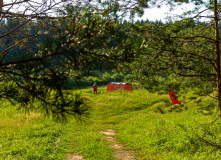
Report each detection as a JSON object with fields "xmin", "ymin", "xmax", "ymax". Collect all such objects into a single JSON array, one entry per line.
[{"xmin": 1, "ymin": 87, "xmax": 221, "ymax": 159}]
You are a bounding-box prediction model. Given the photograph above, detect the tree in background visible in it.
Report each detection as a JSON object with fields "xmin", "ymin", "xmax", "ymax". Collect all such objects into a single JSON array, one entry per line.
[
  {"xmin": 0, "ymin": 0, "xmax": 148, "ymax": 121},
  {"xmin": 125, "ymin": 0, "xmax": 221, "ymax": 114}
]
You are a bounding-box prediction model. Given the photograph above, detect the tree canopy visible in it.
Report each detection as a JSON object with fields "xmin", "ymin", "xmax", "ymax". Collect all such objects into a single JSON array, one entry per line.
[
  {"xmin": 2, "ymin": 0, "xmax": 221, "ymax": 121},
  {"xmin": 126, "ymin": 0, "xmax": 221, "ymax": 116},
  {"xmin": 0, "ymin": 0, "xmax": 149, "ymax": 121}
]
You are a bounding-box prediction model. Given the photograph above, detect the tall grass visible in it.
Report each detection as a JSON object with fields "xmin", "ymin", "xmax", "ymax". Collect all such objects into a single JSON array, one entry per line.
[
  {"xmin": 0, "ymin": 102, "xmax": 66, "ymax": 159},
  {"xmin": 1, "ymin": 87, "xmax": 221, "ymax": 159}
]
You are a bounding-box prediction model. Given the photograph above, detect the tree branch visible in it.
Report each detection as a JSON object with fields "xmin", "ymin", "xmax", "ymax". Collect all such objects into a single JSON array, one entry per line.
[
  {"xmin": 176, "ymin": 72, "xmax": 216, "ymax": 77},
  {"xmin": 171, "ymin": 36, "xmax": 215, "ymax": 43},
  {"xmin": 0, "ymin": 19, "xmax": 32, "ymax": 38},
  {"xmin": 1, "ymin": 69, "xmax": 44, "ymax": 81},
  {"xmin": 2, "ymin": 0, "xmax": 31, "ymax": 7},
  {"xmin": 0, "ymin": 30, "xmax": 56, "ymax": 57}
]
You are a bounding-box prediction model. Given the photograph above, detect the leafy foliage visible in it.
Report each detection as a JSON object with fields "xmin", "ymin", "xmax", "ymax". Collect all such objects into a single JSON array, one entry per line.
[
  {"xmin": 0, "ymin": 0, "xmax": 148, "ymax": 120},
  {"xmin": 127, "ymin": 15, "xmax": 217, "ymax": 98}
]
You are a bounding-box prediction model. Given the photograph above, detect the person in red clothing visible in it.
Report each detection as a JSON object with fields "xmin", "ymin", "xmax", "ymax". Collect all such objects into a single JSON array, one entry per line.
[{"xmin": 93, "ymin": 82, "xmax": 98, "ymax": 94}]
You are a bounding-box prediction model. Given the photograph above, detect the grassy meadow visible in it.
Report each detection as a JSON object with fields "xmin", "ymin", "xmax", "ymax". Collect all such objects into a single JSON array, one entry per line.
[{"xmin": 1, "ymin": 86, "xmax": 221, "ymax": 159}]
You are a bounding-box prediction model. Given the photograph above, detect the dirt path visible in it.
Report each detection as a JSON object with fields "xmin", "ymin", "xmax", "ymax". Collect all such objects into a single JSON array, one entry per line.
[
  {"xmin": 66, "ymin": 153, "xmax": 85, "ymax": 160},
  {"xmin": 100, "ymin": 129, "xmax": 136, "ymax": 160},
  {"xmin": 67, "ymin": 129, "xmax": 136, "ymax": 160}
]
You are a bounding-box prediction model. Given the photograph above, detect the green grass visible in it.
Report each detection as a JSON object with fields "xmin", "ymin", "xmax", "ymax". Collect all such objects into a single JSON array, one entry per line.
[{"xmin": 1, "ymin": 87, "xmax": 221, "ymax": 159}]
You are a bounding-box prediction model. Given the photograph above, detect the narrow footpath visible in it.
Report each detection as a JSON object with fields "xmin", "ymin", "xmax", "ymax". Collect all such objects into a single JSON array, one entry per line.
[
  {"xmin": 100, "ymin": 129, "xmax": 136, "ymax": 160},
  {"xmin": 67, "ymin": 129, "xmax": 136, "ymax": 160}
]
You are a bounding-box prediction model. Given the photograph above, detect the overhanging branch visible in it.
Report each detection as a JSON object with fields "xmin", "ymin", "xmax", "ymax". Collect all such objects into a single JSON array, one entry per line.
[{"xmin": 176, "ymin": 72, "xmax": 216, "ymax": 77}]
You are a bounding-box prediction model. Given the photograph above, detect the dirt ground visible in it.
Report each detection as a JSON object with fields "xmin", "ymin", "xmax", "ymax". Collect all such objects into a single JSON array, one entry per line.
[{"xmin": 67, "ymin": 129, "xmax": 136, "ymax": 160}]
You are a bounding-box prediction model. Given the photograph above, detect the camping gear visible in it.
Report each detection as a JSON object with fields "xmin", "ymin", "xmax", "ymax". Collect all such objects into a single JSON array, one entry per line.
[
  {"xmin": 168, "ymin": 86, "xmax": 181, "ymax": 104},
  {"xmin": 107, "ymin": 82, "xmax": 132, "ymax": 92}
]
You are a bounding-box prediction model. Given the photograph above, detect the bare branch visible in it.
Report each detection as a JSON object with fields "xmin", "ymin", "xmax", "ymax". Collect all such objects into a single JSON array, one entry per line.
[{"xmin": 2, "ymin": 0, "xmax": 31, "ymax": 7}]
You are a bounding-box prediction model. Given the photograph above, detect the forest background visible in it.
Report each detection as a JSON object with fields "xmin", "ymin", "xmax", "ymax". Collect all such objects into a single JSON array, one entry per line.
[{"xmin": 1, "ymin": 0, "xmax": 221, "ymax": 159}]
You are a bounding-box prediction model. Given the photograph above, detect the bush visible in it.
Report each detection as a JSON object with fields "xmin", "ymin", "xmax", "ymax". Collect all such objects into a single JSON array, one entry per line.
[{"xmin": 63, "ymin": 71, "xmax": 126, "ymax": 89}]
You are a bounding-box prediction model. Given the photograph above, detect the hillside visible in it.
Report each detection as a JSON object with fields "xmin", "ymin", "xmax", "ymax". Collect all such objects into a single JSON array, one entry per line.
[{"xmin": 0, "ymin": 87, "xmax": 221, "ymax": 159}]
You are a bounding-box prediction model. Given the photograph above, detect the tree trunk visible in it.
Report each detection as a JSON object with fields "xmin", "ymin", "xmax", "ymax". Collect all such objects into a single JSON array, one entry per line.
[
  {"xmin": 214, "ymin": 0, "xmax": 221, "ymax": 115},
  {"xmin": 0, "ymin": 0, "xmax": 2, "ymax": 13}
]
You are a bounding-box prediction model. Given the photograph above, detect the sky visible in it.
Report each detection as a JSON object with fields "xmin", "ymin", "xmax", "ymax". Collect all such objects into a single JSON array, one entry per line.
[
  {"xmin": 3, "ymin": 0, "xmax": 208, "ymax": 23},
  {"xmin": 133, "ymin": 2, "xmax": 197, "ymax": 22}
]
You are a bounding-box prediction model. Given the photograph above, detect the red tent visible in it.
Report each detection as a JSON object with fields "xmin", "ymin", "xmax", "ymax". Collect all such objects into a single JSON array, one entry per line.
[{"xmin": 107, "ymin": 82, "xmax": 132, "ymax": 92}]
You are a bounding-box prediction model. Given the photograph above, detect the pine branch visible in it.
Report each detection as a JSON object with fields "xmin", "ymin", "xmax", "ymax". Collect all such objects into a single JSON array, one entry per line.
[
  {"xmin": 176, "ymin": 72, "xmax": 216, "ymax": 77},
  {"xmin": 171, "ymin": 36, "xmax": 215, "ymax": 43}
]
